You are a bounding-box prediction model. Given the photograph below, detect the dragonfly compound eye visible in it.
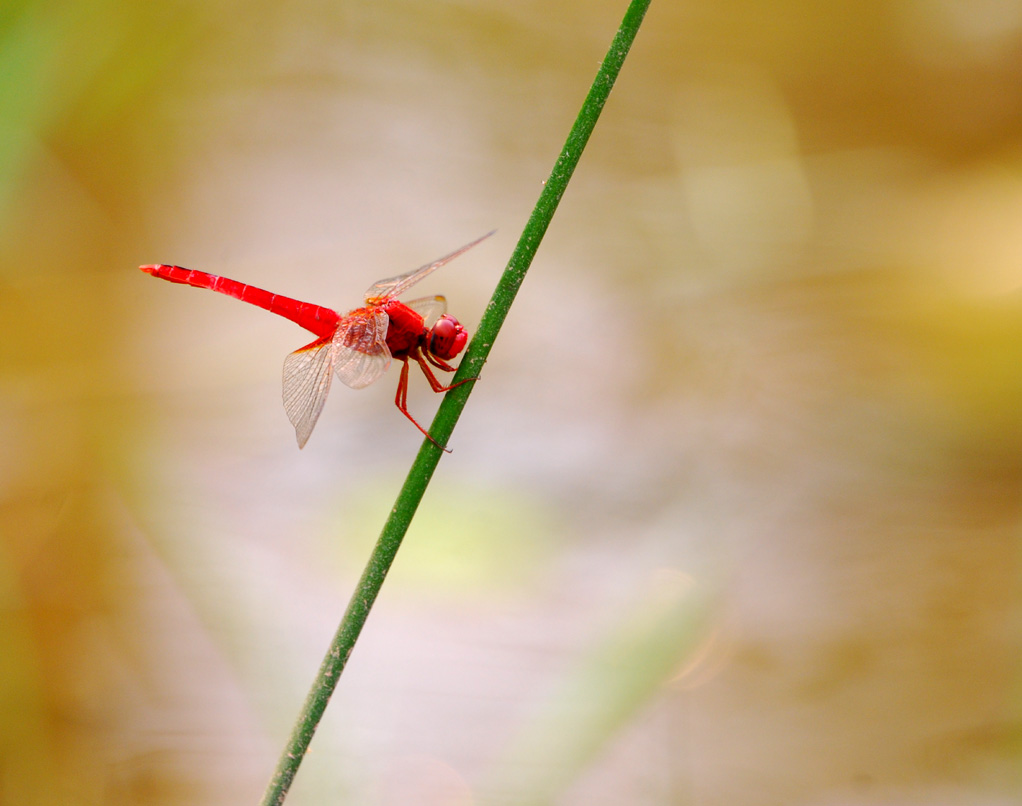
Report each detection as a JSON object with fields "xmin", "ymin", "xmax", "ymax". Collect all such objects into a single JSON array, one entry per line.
[{"xmin": 429, "ymin": 315, "xmax": 468, "ymax": 360}]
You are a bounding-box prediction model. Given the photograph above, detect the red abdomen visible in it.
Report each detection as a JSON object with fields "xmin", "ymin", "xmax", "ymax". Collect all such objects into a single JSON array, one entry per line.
[{"xmin": 140, "ymin": 264, "xmax": 340, "ymax": 339}]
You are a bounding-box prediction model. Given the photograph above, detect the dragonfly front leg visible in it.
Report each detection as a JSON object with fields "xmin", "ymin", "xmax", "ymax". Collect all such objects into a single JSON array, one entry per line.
[
  {"xmin": 415, "ymin": 350, "xmax": 476, "ymax": 394},
  {"xmin": 425, "ymin": 352, "xmax": 458, "ymax": 373}
]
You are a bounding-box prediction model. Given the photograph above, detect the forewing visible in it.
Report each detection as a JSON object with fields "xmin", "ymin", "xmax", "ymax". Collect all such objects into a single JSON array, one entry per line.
[
  {"xmin": 282, "ymin": 338, "xmax": 337, "ymax": 449},
  {"xmin": 333, "ymin": 308, "xmax": 392, "ymax": 389},
  {"xmin": 405, "ymin": 295, "xmax": 447, "ymax": 328},
  {"xmin": 363, "ymin": 230, "xmax": 495, "ymax": 302}
]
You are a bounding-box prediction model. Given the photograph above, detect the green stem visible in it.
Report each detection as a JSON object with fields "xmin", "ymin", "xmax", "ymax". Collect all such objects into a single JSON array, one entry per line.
[{"xmin": 260, "ymin": 1, "xmax": 652, "ymax": 803}]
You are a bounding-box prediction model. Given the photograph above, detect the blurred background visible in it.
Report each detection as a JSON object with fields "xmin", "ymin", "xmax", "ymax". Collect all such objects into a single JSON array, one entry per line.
[{"xmin": 2, "ymin": 0, "xmax": 1021, "ymax": 803}]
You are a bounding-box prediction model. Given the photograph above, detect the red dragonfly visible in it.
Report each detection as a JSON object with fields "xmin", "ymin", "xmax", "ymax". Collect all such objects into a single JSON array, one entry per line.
[{"xmin": 141, "ymin": 231, "xmax": 493, "ymax": 449}]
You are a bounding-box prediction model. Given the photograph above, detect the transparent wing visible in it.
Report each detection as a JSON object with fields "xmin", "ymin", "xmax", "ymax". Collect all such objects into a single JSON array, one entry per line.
[
  {"xmin": 332, "ymin": 308, "xmax": 392, "ymax": 390},
  {"xmin": 364, "ymin": 230, "xmax": 495, "ymax": 302},
  {"xmin": 282, "ymin": 338, "xmax": 337, "ymax": 449},
  {"xmin": 405, "ymin": 295, "xmax": 447, "ymax": 328}
]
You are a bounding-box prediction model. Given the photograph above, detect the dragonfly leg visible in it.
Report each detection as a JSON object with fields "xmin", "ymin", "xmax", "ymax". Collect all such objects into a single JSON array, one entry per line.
[
  {"xmin": 425, "ymin": 352, "xmax": 458, "ymax": 372},
  {"xmin": 425, "ymin": 351, "xmax": 483, "ymax": 388},
  {"xmin": 394, "ymin": 357, "xmax": 451, "ymax": 452},
  {"xmin": 415, "ymin": 351, "xmax": 476, "ymax": 394}
]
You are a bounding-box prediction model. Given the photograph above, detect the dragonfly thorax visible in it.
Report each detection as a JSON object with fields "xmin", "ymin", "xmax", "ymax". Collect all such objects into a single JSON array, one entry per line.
[
  {"xmin": 381, "ymin": 299, "xmax": 427, "ymax": 359},
  {"xmin": 381, "ymin": 300, "xmax": 468, "ymax": 363}
]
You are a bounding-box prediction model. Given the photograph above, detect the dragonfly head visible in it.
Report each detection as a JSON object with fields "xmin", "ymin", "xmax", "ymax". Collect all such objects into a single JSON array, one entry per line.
[{"xmin": 428, "ymin": 314, "xmax": 468, "ymax": 360}]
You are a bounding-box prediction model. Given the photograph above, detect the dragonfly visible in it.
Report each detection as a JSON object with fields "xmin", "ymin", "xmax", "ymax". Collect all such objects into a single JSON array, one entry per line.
[{"xmin": 140, "ymin": 231, "xmax": 493, "ymax": 449}]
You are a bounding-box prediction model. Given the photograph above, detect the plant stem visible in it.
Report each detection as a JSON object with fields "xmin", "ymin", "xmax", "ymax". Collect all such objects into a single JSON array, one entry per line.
[{"xmin": 260, "ymin": 1, "xmax": 652, "ymax": 803}]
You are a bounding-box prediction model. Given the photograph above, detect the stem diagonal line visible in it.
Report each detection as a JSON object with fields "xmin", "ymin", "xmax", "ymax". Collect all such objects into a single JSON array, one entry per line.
[{"xmin": 261, "ymin": 2, "xmax": 652, "ymax": 802}]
